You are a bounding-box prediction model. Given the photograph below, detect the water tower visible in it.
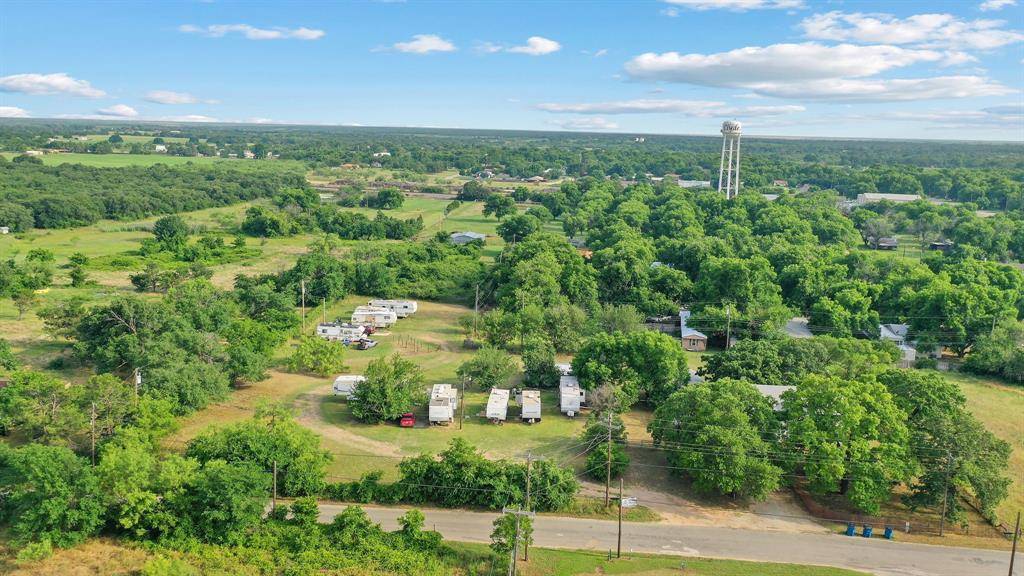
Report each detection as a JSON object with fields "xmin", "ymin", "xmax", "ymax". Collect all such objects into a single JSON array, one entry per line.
[{"xmin": 718, "ymin": 120, "xmax": 742, "ymax": 200}]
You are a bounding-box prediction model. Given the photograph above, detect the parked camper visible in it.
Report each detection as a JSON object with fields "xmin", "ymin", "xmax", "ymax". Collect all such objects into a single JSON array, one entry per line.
[
  {"xmin": 559, "ymin": 375, "xmax": 586, "ymax": 417},
  {"xmin": 555, "ymin": 363, "xmax": 573, "ymax": 376},
  {"xmin": 428, "ymin": 383, "xmax": 458, "ymax": 425},
  {"xmin": 518, "ymin": 389, "xmax": 542, "ymax": 424},
  {"xmin": 486, "ymin": 388, "xmax": 510, "ymax": 424},
  {"xmin": 316, "ymin": 322, "xmax": 366, "ymax": 341},
  {"xmin": 368, "ymin": 299, "xmax": 418, "ymax": 318},
  {"xmin": 351, "ymin": 306, "xmax": 397, "ymax": 328},
  {"xmin": 332, "ymin": 375, "xmax": 366, "ymax": 398}
]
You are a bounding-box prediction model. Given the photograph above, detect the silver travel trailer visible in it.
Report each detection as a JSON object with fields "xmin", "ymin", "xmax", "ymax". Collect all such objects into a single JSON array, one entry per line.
[
  {"xmin": 351, "ymin": 306, "xmax": 398, "ymax": 328},
  {"xmin": 486, "ymin": 388, "xmax": 510, "ymax": 423},
  {"xmin": 316, "ymin": 322, "xmax": 366, "ymax": 341},
  {"xmin": 518, "ymin": 389, "xmax": 542, "ymax": 423},
  {"xmin": 332, "ymin": 375, "xmax": 366, "ymax": 398},
  {"xmin": 368, "ymin": 299, "xmax": 418, "ymax": 318},
  {"xmin": 558, "ymin": 375, "xmax": 586, "ymax": 417},
  {"xmin": 428, "ymin": 383, "xmax": 458, "ymax": 425}
]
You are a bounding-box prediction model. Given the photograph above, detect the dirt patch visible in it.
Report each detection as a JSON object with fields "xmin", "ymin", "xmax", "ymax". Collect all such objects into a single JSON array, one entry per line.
[{"xmin": 293, "ymin": 385, "xmax": 404, "ymax": 458}]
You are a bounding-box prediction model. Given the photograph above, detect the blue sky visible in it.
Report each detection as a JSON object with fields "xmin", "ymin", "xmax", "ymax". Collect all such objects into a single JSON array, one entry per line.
[{"xmin": 1, "ymin": 0, "xmax": 1022, "ymax": 140}]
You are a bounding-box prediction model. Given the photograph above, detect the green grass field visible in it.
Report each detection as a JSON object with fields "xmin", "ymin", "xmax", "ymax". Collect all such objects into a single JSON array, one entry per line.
[{"xmin": 938, "ymin": 370, "xmax": 1024, "ymax": 526}]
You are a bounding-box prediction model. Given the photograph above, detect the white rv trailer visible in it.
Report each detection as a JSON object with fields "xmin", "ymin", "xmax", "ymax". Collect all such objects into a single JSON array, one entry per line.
[
  {"xmin": 555, "ymin": 363, "xmax": 573, "ymax": 376},
  {"xmin": 519, "ymin": 389, "xmax": 542, "ymax": 424},
  {"xmin": 368, "ymin": 299, "xmax": 418, "ymax": 318},
  {"xmin": 351, "ymin": 306, "xmax": 398, "ymax": 328},
  {"xmin": 316, "ymin": 322, "xmax": 366, "ymax": 341},
  {"xmin": 558, "ymin": 375, "xmax": 586, "ymax": 417},
  {"xmin": 332, "ymin": 375, "xmax": 366, "ymax": 398},
  {"xmin": 428, "ymin": 384, "xmax": 458, "ymax": 425},
  {"xmin": 486, "ymin": 388, "xmax": 510, "ymax": 423}
]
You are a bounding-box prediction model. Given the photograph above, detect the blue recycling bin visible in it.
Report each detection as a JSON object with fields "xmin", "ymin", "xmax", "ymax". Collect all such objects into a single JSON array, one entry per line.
[
  {"xmin": 884, "ymin": 526, "xmax": 894, "ymax": 540},
  {"xmin": 845, "ymin": 522, "xmax": 856, "ymax": 536},
  {"xmin": 862, "ymin": 524, "xmax": 873, "ymax": 538}
]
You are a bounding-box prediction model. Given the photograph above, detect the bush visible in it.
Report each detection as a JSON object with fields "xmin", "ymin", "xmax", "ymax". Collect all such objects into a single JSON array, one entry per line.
[
  {"xmin": 142, "ymin": 556, "xmax": 199, "ymax": 576},
  {"xmin": 15, "ymin": 540, "xmax": 53, "ymax": 564}
]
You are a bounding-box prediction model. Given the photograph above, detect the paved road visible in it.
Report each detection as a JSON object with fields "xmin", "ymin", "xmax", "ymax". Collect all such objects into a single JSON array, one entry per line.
[{"xmin": 317, "ymin": 503, "xmax": 1019, "ymax": 576}]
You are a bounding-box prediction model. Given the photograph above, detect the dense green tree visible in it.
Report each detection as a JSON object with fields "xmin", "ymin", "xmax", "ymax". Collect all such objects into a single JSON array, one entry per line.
[
  {"xmin": 781, "ymin": 375, "xmax": 913, "ymax": 514},
  {"xmin": 456, "ymin": 346, "xmax": 516, "ymax": 390},
  {"xmin": 289, "ymin": 335, "xmax": 349, "ymax": 377},
  {"xmin": 496, "ymin": 213, "xmax": 542, "ymax": 243},
  {"xmin": 176, "ymin": 459, "xmax": 270, "ymax": 544},
  {"xmin": 152, "ymin": 215, "xmax": 190, "ymax": 250},
  {"xmin": 350, "ymin": 354, "xmax": 426, "ymax": 423},
  {"xmin": 483, "ymin": 194, "xmax": 517, "ymax": 219},
  {"xmin": 521, "ymin": 338, "xmax": 560, "ymax": 389},
  {"xmin": 572, "ymin": 330, "xmax": 688, "ymax": 408},
  {"xmin": 650, "ymin": 379, "xmax": 782, "ymax": 500}
]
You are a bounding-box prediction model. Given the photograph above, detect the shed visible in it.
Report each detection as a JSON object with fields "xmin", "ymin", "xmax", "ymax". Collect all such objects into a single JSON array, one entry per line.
[
  {"xmin": 486, "ymin": 388, "xmax": 510, "ymax": 423},
  {"xmin": 0, "ymin": 226, "xmax": 9, "ymax": 235},
  {"xmin": 519, "ymin": 389, "xmax": 542, "ymax": 423},
  {"xmin": 929, "ymin": 240, "xmax": 954, "ymax": 252},
  {"xmin": 877, "ymin": 237, "xmax": 899, "ymax": 250},
  {"xmin": 450, "ymin": 231, "xmax": 486, "ymax": 246},
  {"xmin": 332, "ymin": 375, "xmax": 366, "ymax": 398}
]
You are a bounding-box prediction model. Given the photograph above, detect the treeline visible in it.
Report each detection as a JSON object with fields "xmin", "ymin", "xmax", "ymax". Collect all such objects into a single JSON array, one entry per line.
[
  {"xmin": 241, "ymin": 187, "xmax": 422, "ymax": 240},
  {"xmin": 0, "ymin": 157, "xmax": 307, "ymax": 229},
  {"xmin": 646, "ymin": 337, "xmax": 1010, "ymax": 526}
]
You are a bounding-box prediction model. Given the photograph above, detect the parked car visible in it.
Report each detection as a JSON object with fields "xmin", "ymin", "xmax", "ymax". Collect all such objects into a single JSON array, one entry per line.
[
  {"xmin": 355, "ymin": 338, "xmax": 378, "ymax": 350},
  {"xmin": 399, "ymin": 412, "xmax": 415, "ymax": 427}
]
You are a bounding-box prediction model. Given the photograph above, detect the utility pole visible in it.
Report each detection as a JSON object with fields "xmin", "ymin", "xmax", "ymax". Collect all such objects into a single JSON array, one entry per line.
[
  {"xmin": 940, "ymin": 450, "xmax": 952, "ymax": 537},
  {"xmin": 617, "ymin": 477, "xmax": 623, "ymax": 558},
  {"xmin": 272, "ymin": 460, "xmax": 278, "ymax": 510},
  {"xmin": 524, "ymin": 452, "xmax": 532, "ymax": 561},
  {"xmin": 459, "ymin": 377, "xmax": 466, "ymax": 430},
  {"xmin": 725, "ymin": 304, "xmax": 732, "ymax": 349},
  {"xmin": 323, "ymin": 297, "xmax": 327, "ymax": 325},
  {"xmin": 1009, "ymin": 511, "xmax": 1020, "ymax": 576},
  {"xmin": 474, "ymin": 283, "xmax": 480, "ymax": 338},
  {"xmin": 90, "ymin": 402, "xmax": 97, "ymax": 466},
  {"xmin": 300, "ymin": 279, "xmax": 306, "ymax": 332},
  {"xmin": 501, "ymin": 508, "xmax": 535, "ymax": 576},
  {"xmin": 605, "ymin": 411, "xmax": 613, "ymax": 507}
]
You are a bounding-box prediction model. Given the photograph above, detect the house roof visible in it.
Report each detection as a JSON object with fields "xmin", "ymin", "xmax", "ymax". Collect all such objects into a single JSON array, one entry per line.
[
  {"xmin": 451, "ymin": 231, "xmax": 486, "ymax": 240},
  {"xmin": 879, "ymin": 323, "xmax": 910, "ymax": 341},
  {"xmin": 858, "ymin": 193, "xmax": 921, "ymax": 203},
  {"xmin": 878, "ymin": 237, "xmax": 899, "ymax": 246},
  {"xmin": 755, "ymin": 385, "xmax": 795, "ymax": 409},
  {"xmin": 680, "ymin": 326, "xmax": 707, "ymax": 339}
]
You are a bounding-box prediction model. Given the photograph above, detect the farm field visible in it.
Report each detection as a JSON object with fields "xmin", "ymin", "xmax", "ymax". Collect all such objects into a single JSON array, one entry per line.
[{"xmin": 0, "ymin": 151, "xmax": 304, "ymax": 170}]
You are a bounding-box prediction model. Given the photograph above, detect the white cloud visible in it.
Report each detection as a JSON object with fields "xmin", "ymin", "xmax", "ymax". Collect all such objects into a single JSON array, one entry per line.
[
  {"xmin": 246, "ymin": 117, "xmax": 284, "ymax": 124},
  {"xmin": 663, "ymin": 0, "xmax": 805, "ymax": 11},
  {"xmin": 475, "ymin": 42, "xmax": 503, "ymax": 54},
  {"xmin": 0, "ymin": 106, "xmax": 30, "ymax": 118},
  {"xmin": 393, "ymin": 34, "xmax": 456, "ymax": 54},
  {"xmin": 661, "ymin": 7, "xmax": 680, "ymax": 17},
  {"xmin": 625, "ymin": 43, "xmax": 943, "ymax": 85},
  {"xmin": 754, "ymin": 75, "xmax": 1014, "ymax": 101},
  {"xmin": 0, "ymin": 73, "xmax": 106, "ymax": 98},
  {"xmin": 97, "ymin": 104, "xmax": 139, "ymax": 117},
  {"xmin": 800, "ymin": 11, "xmax": 1024, "ymax": 51},
  {"xmin": 160, "ymin": 114, "xmax": 219, "ymax": 122},
  {"xmin": 536, "ymin": 98, "xmax": 804, "ymax": 117},
  {"xmin": 980, "ymin": 0, "xmax": 1017, "ymax": 11},
  {"xmin": 144, "ymin": 90, "xmax": 218, "ymax": 105},
  {"xmin": 623, "ymin": 42, "xmax": 1013, "ymax": 101},
  {"xmin": 549, "ymin": 117, "xmax": 620, "ymax": 130},
  {"xmin": 594, "ymin": 48, "xmax": 609, "ymax": 57},
  {"xmin": 507, "ymin": 36, "xmax": 562, "ymax": 55},
  {"xmin": 179, "ymin": 23, "xmax": 325, "ymax": 40}
]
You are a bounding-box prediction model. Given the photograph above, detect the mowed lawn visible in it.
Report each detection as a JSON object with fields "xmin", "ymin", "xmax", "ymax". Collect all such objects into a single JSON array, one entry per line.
[{"xmin": 938, "ymin": 370, "xmax": 1024, "ymax": 526}]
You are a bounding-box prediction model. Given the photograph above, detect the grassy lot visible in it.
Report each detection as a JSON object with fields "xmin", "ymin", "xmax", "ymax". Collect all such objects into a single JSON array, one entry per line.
[
  {"xmin": 938, "ymin": 370, "xmax": 1024, "ymax": 527},
  {"xmin": 447, "ymin": 543, "xmax": 869, "ymax": 576}
]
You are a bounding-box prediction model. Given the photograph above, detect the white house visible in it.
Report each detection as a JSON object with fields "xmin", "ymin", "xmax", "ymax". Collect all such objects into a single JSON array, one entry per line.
[
  {"xmin": 486, "ymin": 388, "xmax": 510, "ymax": 423},
  {"xmin": 555, "ymin": 363, "xmax": 573, "ymax": 376},
  {"xmin": 879, "ymin": 323, "xmax": 923, "ymax": 367},
  {"xmin": 372, "ymin": 151, "xmax": 391, "ymax": 158},
  {"xmin": 519, "ymin": 389, "xmax": 542, "ymax": 424},
  {"xmin": 351, "ymin": 306, "xmax": 397, "ymax": 328},
  {"xmin": 153, "ymin": 144, "xmax": 167, "ymax": 153},
  {"xmin": 679, "ymin": 309, "xmax": 708, "ymax": 352},
  {"xmin": 450, "ymin": 231, "xmax": 486, "ymax": 246},
  {"xmin": 368, "ymin": 299, "xmax": 418, "ymax": 318},
  {"xmin": 332, "ymin": 375, "xmax": 366, "ymax": 398},
  {"xmin": 856, "ymin": 193, "xmax": 921, "ymax": 205},
  {"xmin": 428, "ymin": 384, "xmax": 458, "ymax": 425},
  {"xmin": 677, "ymin": 179, "xmax": 711, "ymax": 189}
]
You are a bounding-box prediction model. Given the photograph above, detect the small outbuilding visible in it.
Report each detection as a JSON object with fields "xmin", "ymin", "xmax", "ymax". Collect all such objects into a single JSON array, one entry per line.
[
  {"xmin": 450, "ymin": 231, "xmax": 486, "ymax": 246},
  {"xmin": 929, "ymin": 239, "xmax": 954, "ymax": 253},
  {"xmin": 877, "ymin": 237, "xmax": 899, "ymax": 250},
  {"xmin": 0, "ymin": 226, "xmax": 9, "ymax": 235},
  {"xmin": 486, "ymin": 388, "xmax": 510, "ymax": 423}
]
